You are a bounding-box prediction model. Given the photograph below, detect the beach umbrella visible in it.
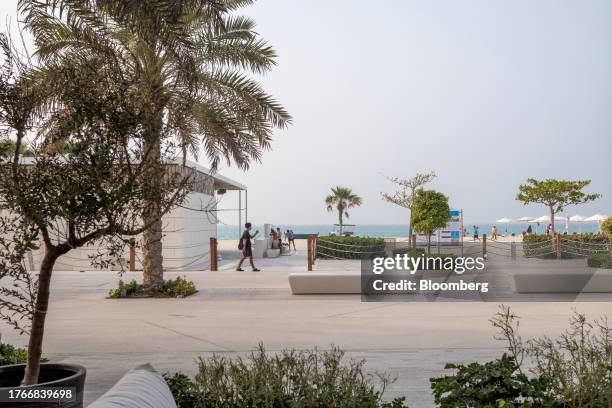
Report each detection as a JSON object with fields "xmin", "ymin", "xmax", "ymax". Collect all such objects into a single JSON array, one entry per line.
[
  {"xmin": 496, "ymin": 218, "xmax": 514, "ymax": 223},
  {"xmin": 585, "ymin": 213, "xmax": 609, "ymax": 232},
  {"xmin": 517, "ymin": 216, "xmax": 535, "ymax": 222},
  {"xmin": 569, "ymin": 214, "xmax": 587, "ymax": 221},
  {"xmin": 569, "ymin": 214, "xmax": 587, "ymax": 232},
  {"xmin": 534, "ymin": 214, "xmax": 566, "ymax": 222}
]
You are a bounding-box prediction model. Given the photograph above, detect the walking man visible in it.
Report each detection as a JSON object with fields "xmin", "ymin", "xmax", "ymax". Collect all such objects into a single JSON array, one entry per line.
[
  {"xmin": 237, "ymin": 222, "xmax": 260, "ymax": 271},
  {"xmin": 473, "ymin": 225, "xmax": 480, "ymax": 241}
]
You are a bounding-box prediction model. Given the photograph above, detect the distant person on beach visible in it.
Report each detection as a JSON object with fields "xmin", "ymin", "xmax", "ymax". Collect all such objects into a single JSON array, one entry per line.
[
  {"xmin": 237, "ymin": 222, "xmax": 260, "ymax": 272},
  {"xmin": 546, "ymin": 224, "xmax": 552, "ymax": 236},
  {"xmin": 526, "ymin": 225, "xmax": 532, "ymax": 235},
  {"xmin": 287, "ymin": 229, "xmax": 296, "ymax": 251},
  {"xmin": 491, "ymin": 226, "xmax": 498, "ymax": 240},
  {"xmin": 473, "ymin": 226, "xmax": 480, "ymax": 241}
]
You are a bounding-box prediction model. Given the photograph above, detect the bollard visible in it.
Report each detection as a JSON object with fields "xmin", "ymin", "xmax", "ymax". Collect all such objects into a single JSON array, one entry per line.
[
  {"xmin": 210, "ymin": 237, "xmax": 218, "ymax": 271},
  {"xmin": 482, "ymin": 234, "xmax": 487, "ymax": 259},
  {"xmin": 129, "ymin": 238, "xmax": 136, "ymax": 272},
  {"xmin": 510, "ymin": 242, "xmax": 516, "ymax": 259}
]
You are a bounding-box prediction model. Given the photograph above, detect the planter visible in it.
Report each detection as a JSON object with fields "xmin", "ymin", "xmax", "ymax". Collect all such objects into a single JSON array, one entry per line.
[{"xmin": 0, "ymin": 363, "xmax": 86, "ymax": 408}]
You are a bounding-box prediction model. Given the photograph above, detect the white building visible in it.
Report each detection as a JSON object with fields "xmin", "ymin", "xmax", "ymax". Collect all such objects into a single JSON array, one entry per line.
[{"xmin": 23, "ymin": 159, "xmax": 246, "ymax": 272}]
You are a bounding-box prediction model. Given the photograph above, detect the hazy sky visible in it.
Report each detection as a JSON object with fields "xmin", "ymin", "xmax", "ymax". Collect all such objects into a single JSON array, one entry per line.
[{"xmin": 2, "ymin": 1, "xmax": 611, "ymax": 225}]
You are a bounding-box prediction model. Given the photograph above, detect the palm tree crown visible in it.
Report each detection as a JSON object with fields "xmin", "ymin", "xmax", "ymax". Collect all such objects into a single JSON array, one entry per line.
[{"xmin": 325, "ymin": 186, "xmax": 362, "ymax": 233}]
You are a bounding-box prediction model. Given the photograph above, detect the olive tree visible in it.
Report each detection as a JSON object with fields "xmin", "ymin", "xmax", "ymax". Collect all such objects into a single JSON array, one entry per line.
[
  {"xmin": 0, "ymin": 38, "xmax": 189, "ymax": 385},
  {"xmin": 411, "ymin": 189, "xmax": 451, "ymax": 254}
]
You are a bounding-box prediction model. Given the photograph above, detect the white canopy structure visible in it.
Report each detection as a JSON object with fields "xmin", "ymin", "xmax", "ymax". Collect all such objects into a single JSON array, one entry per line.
[
  {"xmin": 496, "ymin": 218, "xmax": 514, "ymax": 223},
  {"xmin": 517, "ymin": 216, "xmax": 534, "ymax": 222}
]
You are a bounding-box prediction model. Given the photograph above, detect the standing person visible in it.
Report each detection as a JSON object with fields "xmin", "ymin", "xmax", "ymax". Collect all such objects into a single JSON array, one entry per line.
[
  {"xmin": 287, "ymin": 229, "xmax": 296, "ymax": 251},
  {"xmin": 473, "ymin": 225, "xmax": 480, "ymax": 241},
  {"xmin": 491, "ymin": 225, "xmax": 498, "ymax": 240},
  {"xmin": 237, "ymin": 222, "xmax": 260, "ymax": 272},
  {"xmin": 276, "ymin": 227, "xmax": 282, "ymax": 249}
]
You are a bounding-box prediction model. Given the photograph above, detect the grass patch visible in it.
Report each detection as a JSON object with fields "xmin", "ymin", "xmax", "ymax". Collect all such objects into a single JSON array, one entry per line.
[{"xmin": 107, "ymin": 277, "xmax": 197, "ymax": 298}]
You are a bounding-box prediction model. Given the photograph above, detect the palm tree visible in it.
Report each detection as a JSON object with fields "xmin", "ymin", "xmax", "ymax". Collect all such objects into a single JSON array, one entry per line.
[
  {"xmin": 325, "ymin": 187, "xmax": 362, "ymax": 235},
  {"xmin": 19, "ymin": 0, "xmax": 292, "ymax": 290}
]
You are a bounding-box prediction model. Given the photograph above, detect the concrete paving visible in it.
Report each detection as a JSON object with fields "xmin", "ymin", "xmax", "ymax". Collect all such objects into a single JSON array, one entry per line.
[{"xmin": 1, "ymin": 251, "xmax": 611, "ymax": 407}]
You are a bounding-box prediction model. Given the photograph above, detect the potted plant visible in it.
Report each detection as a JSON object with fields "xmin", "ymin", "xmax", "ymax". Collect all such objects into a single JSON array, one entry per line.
[{"xmin": 0, "ymin": 33, "xmax": 189, "ymax": 406}]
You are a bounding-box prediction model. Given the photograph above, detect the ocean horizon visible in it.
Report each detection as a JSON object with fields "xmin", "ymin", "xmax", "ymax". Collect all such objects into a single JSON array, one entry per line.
[{"xmin": 217, "ymin": 222, "xmax": 603, "ymax": 240}]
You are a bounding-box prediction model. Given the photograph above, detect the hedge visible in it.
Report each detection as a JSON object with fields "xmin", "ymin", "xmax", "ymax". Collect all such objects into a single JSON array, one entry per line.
[{"xmin": 587, "ymin": 253, "xmax": 612, "ymax": 269}]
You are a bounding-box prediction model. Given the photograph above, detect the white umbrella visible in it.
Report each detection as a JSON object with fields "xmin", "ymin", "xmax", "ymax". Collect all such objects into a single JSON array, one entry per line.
[
  {"xmin": 584, "ymin": 213, "xmax": 609, "ymax": 232},
  {"xmin": 569, "ymin": 214, "xmax": 587, "ymax": 221},
  {"xmin": 569, "ymin": 214, "xmax": 587, "ymax": 232},
  {"xmin": 533, "ymin": 214, "xmax": 566, "ymax": 222},
  {"xmin": 517, "ymin": 216, "xmax": 535, "ymax": 222},
  {"xmin": 496, "ymin": 218, "xmax": 514, "ymax": 223},
  {"xmin": 584, "ymin": 213, "xmax": 608, "ymax": 222}
]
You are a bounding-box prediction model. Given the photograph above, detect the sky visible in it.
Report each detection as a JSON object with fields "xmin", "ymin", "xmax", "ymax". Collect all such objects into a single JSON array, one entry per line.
[{"xmin": 2, "ymin": 0, "xmax": 611, "ymax": 225}]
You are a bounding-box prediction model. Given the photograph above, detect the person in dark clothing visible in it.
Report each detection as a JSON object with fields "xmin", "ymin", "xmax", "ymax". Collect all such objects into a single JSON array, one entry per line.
[{"xmin": 237, "ymin": 222, "xmax": 260, "ymax": 271}]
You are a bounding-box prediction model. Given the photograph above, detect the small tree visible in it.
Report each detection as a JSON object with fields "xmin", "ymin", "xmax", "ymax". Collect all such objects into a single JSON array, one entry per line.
[
  {"xmin": 601, "ymin": 218, "xmax": 612, "ymax": 236},
  {"xmin": 411, "ymin": 189, "xmax": 451, "ymax": 254},
  {"xmin": 516, "ymin": 179, "xmax": 600, "ymax": 236},
  {"xmin": 325, "ymin": 187, "xmax": 362, "ymax": 235},
  {"xmin": 381, "ymin": 171, "xmax": 436, "ymax": 244},
  {"xmin": 0, "ymin": 42, "xmax": 188, "ymax": 385}
]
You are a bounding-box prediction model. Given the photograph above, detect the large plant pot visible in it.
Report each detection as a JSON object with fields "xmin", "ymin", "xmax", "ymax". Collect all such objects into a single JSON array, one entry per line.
[{"xmin": 0, "ymin": 363, "xmax": 86, "ymax": 408}]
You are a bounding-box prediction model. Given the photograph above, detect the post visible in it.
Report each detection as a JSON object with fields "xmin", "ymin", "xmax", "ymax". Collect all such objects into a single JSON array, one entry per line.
[
  {"xmin": 411, "ymin": 234, "xmax": 416, "ymax": 250},
  {"xmin": 129, "ymin": 238, "xmax": 136, "ymax": 272},
  {"xmin": 307, "ymin": 235, "xmax": 317, "ymax": 271},
  {"xmin": 510, "ymin": 241, "xmax": 516, "ymax": 259},
  {"xmin": 238, "ymin": 190, "xmax": 242, "ymax": 238},
  {"xmin": 556, "ymin": 233, "xmax": 561, "ymax": 259},
  {"xmin": 210, "ymin": 237, "xmax": 218, "ymax": 271},
  {"xmin": 245, "ymin": 190, "xmax": 248, "ymax": 227},
  {"xmin": 437, "ymin": 230, "xmax": 441, "ymax": 254},
  {"xmin": 482, "ymin": 234, "xmax": 487, "ymax": 259}
]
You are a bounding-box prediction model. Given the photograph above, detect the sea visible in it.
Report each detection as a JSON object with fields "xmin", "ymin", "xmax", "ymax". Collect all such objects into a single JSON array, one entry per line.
[{"xmin": 217, "ymin": 222, "xmax": 602, "ymax": 240}]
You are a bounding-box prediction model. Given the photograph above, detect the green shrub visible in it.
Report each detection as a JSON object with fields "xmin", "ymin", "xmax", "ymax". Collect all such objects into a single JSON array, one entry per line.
[
  {"xmin": 0, "ymin": 343, "xmax": 28, "ymax": 365},
  {"xmin": 431, "ymin": 306, "xmax": 612, "ymax": 407},
  {"xmin": 317, "ymin": 236, "xmax": 386, "ymax": 259},
  {"xmin": 430, "ymin": 354, "xmax": 554, "ymax": 407},
  {"xmin": 165, "ymin": 344, "xmax": 407, "ymax": 408},
  {"xmin": 587, "ymin": 253, "xmax": 612, "ymax": 269},
  {"xmin": 107, "ymin": 277, "xmax": 197, "ymax": 298},
  {"xmin": 602, "ymin": 218, "xmax": 612, "ymax": 236}
]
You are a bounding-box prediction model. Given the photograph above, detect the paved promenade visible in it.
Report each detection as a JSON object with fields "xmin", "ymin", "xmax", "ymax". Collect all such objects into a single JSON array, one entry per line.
[{"xmin": 1, "ymin": 252, "xmax": 611, "ymax": 406}]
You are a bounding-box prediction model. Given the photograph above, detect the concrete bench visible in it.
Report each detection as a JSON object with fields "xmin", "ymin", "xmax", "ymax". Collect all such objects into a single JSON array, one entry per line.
[
  {"xmin": 512, "ymin": 269, "xmax": 612, "ymax": 293},
  {"xmin": 289, "ymin": 272, "xmax": 361, "ymax": 294},
  {"xmin": 88, "ymin": 364, "xmax": 176, "ymax": 408}
]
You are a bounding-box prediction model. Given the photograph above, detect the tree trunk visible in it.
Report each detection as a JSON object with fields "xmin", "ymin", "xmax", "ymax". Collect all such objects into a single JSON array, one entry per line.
[
  {"xmin": 338, "ymin": 210, "xmax": 343, "ymax": 235},
  {"xmin": 22, "ymin": 248, "xmax": 58, "ymax": 385},
  {"xmin": 408, "ymin": 209, "xmax": 413, "ymax": 249},
  {"xmin": 141, "ymin": 119, "xmax": 164, "ymax": 291},
  {"xmin": 426, "ymin": 235, "xmax": 431, "ymax": 255},
  {"xmin": 549, "ymin": 206, "xmax": 556, "ymax": 236}
]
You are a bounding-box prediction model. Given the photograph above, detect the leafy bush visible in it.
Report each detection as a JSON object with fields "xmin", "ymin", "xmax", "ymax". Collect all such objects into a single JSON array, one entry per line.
[
  {"xmin": 431, "ymin": 354, "xmax": 553, "ymax": 407},
  {"xmin": 602, "ymin": 218, "xmax": 612, "ymax": 236},
  {"xmin": 107, "ymin": 277, "xmax": 197, "ymax": 298},
  {"xmin": 317, "ymin": 236, "xmax": 386, "ymax": 259},
  {"xmin": 431, "ymin": 306, "xmax": 612, "ymax": 407},
  {"xmin": 0, "ymin": 343, "xmax": 28, "ymax": 365},
  {"xmin": 523, "ymin": 233, "xmax": 609, "ymax": 244},
  {"xmin": 587, "ymin": 253, "xmax": 612, "ymax": 269},
  {"xmin": 165, "ymin": 344, "xmax": 407, "ymax": 407}
]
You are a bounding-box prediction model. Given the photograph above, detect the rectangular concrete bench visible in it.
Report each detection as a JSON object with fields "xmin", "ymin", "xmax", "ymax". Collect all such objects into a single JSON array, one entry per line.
[
  {"xmin": 289, "ymin": 272, "xmax": 361, "ymax": 294},
  {"xmin": 512, "ymin": 269, "xmax": 612, "ymax": 293}
]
